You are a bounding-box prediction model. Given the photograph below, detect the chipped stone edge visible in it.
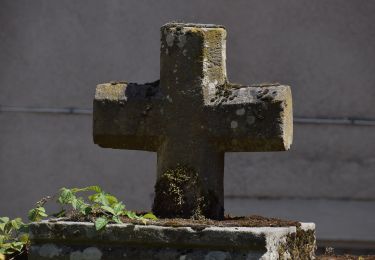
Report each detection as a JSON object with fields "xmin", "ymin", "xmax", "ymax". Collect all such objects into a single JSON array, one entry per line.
[{"xmin": 300, "ymin": 222, "xmax": 316, "ymax": 231}]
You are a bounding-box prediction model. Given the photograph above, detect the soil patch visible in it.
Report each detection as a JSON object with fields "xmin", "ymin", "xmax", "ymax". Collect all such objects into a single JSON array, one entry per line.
[
  {"xmin": 136, "ymin": 214, "xmax": 301, "ymax": 229},
  {"xmin": 67, "ymin": 214, "xmax": 301, "ymax": 229}
]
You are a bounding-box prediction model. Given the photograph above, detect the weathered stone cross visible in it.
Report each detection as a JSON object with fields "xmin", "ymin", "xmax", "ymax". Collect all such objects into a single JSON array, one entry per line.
[{"xmin": 93, "ymin": 23, "xmax": 293, "ymax": 220}]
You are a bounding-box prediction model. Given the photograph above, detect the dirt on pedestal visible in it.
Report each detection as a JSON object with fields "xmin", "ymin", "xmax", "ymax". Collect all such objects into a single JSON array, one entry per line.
[{"xmin": 116, "ymin": 214, "xmax": 301, "ymax": 229}]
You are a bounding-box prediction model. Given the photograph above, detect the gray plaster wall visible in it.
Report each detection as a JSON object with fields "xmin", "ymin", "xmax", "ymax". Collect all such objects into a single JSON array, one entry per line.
[{"xmin": 1, "ymin": 0, "xmax": 375, "ymax": 244}]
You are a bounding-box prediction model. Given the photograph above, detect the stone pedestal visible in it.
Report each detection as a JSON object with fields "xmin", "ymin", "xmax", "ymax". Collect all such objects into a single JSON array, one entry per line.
[{"xmin": 29, "ymin": 221, "xmax": 316, "ymax": 259}]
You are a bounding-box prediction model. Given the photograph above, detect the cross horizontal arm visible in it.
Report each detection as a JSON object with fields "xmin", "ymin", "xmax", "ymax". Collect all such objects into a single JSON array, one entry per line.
[
  {"xmin": 205, "ymin": 84, "xmax": 293, "ymax": 152},
  {"xmin": 93, "ymin": 81, "xmax": 165, "ymax": 151}
]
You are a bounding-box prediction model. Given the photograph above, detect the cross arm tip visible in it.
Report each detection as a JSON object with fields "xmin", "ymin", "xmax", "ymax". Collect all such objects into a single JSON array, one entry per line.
[
  {"xmin": 206, "ymin": 84, "xmax": 293, "ymax": 152},
  {"xmin": 93, "ymin": 80, "xmax": 164, "ymax": 152},
  {"xmin": 94, "ymin": 80, "xmax": 161, "ymax": 102},
  {"xmin": 94, "ymin": 82, "xmax": 127, "ymax": 101}
]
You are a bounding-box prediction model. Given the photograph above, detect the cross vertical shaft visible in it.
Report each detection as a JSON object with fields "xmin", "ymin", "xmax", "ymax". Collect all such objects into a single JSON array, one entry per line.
[{"xmin": 153, "ymin": 24, "xmax": 228, "ymax": 219}]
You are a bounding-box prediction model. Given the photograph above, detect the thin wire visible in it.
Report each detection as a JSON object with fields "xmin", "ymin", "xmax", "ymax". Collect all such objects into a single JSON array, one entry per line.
[{"xmin": 1, "ymin": 105, "xmax": 375, "ymax": 126}]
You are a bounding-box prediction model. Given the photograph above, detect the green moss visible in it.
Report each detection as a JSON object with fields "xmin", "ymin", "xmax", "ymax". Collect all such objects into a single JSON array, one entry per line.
[
  {"xmin": 153, "ymin": 165, "xmax": 207, "ymax": 219},
  {"xmin": 278, "ymin": 227, "xmax": 316, "ymax": 259}
]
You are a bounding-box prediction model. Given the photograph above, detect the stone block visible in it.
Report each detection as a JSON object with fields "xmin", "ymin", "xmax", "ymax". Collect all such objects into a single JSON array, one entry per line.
[{"xmin": 29, "ymin": 221, "xmax": 315, "ymax": 259}]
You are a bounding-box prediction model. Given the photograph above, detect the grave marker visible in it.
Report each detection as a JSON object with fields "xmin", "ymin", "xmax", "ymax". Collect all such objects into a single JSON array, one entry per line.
[{"xmin": 93, "ymin": 23, "xmax": 293, "ymax": 220}]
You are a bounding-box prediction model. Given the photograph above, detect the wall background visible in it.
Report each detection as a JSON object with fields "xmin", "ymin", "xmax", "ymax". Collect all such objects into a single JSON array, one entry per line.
[{"xmin": 1, "ymin": 0, "xmax": 375, "ymax": 248}]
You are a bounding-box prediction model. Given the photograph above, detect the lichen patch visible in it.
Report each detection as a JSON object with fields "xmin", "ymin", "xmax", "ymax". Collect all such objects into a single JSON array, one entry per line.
[
  {"xmin": 70, "ymin": 247, "xmax": 103, "ymax": 260},
  {"xmin": 177, "ymin": 35, "xmax": 186, "ymax": 48},
  {"xmin": 39, "ymin": 243, "xmax": 62, "ymax": 258},
  {"xmin": 231, "ymin": 120, "xmax": 238, "ymax": 129},
  {"xmin": 166, "ymin": 33, "xmax": 174, "ymax": 47},
  {"xmin": 247, "ymin": 115, "xmax": 255, "ymax": 125},
  {"xmin": 236, "ymin": 108, "xmax": 245, "ymax": 116}
]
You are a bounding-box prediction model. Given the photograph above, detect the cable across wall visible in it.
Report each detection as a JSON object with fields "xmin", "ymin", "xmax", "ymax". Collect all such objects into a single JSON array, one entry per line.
[{"xmin": 1, "ymin": 105, "xmax": 375, "ymax": 126}]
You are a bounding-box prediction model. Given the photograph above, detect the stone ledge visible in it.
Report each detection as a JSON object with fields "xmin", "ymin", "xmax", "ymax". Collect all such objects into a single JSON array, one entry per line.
[{"xmin": 29, "ymin": 221, "xmax": 316, "ymax": 259}]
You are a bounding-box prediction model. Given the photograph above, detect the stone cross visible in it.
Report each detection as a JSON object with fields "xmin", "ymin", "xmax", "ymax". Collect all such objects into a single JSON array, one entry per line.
[{"xmin": 93, "ymin": 23, "xmax": 293, "ymax": 220}]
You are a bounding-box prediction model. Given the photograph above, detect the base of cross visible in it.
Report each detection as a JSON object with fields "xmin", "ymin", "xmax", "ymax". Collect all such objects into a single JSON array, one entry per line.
[{"xmin": 28, "ymin": 216, "xmax": 316, "ymax": 259}]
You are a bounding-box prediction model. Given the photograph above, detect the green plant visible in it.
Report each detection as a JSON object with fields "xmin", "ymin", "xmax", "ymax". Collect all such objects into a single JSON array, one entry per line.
[
  {"xmin": 1, "ymin": 185, "xmax": 158, "ymax": 257},
  {"xmin": 28, "ymin": 195, "xmax": 51, "ymax": 222},
  {"xmin": 0, "ymin": 217, "xmax": 28, "ymax": 256},
  {"xmin": 28, "ymin": 207, "xmax": 48, "ymax": 222},
  {"xmin": 29, "ymin": 185, "xmax": 158, "ymax": 230}
]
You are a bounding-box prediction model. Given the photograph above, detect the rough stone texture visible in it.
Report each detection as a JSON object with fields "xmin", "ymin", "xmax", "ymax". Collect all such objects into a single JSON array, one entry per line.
[
  {"xmin": 93, "ymin": 23, "xmax": 293, "ymax": 220},
  {"xmin": 28, "ymin": 221, "xmax": 315, "ymax": 259}
]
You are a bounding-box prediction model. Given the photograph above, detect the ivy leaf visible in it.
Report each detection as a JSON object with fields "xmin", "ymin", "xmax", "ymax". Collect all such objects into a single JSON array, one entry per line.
[
  {"xmin": 89, "ymin": 192, "xmax": 108, "ymax": 206},
  {"xmin": 10, "ymin": 218, "xmax": 23, "ymax": 230},
  {"xmin": 89, "ymin": 192, "xmax": 118, "ymax": 207},
  {"xmin": 89, "ymin": 186, "xmax": 103, "ymax": 193},
  {"xmin": 105, "ymin": 194, "xmax": 118, "ymax": 206},
  {"xmin": 0, "ymin": 217, "xmax": 29, "ymax": 257},
  {"xmin": 10, "ymin": 241, "xmax": 24, "ymax": 252},
  {"xmin": 58, "ymin": 188, "xmax": 76, "ymax": 204},
  {"xmin": 27, "ymin": 208, "xmax": 38, "ymax": 222},
  {"xmin": 83, "ymin": 206, "xmax": 92, "ymax": 216},
  {"xmin": 112, "ymin": 203, "xmax": 125, "ymax": 215},
  {"xmin": 0, "ymin": 235, "xmax": 5, "ymax": 244},
  {"xmin": 124, "ymin": 211, "xmax": 137, "ymax": 219},
  {"xmin": 71, "ymin": 186, "xmax": 102, "ymax": 193},
  {"xmin": 70, "ymin": 197, "xmax": 79, "ymax": 210},
  {"xmin": 94, "ymin": 217, "xmax": 108, "ymax": 231},
  {"xmin": 72, "ymin": 197, "xmax": 90, "ymax": 215},
  {"xmin": 18, "ymin": 234, "xmax": 29, "ymax": 244},
  {"xmin": 100, "ymin": 206, "xmax": 115, "ymax": 215},
  {"xmin": 0, "ymin": 217, "xmax": 9, "ymax": 224},
  {"xmin": 28, "ymin": 207, "xmax": 47, "ymax": 222},
  {"xmin": 142, "ymin": 213, "xmax": 158, "ymax": 220},
  {"xmin": 39, "ymin": 209, "xmax": 48, "ymax": 217},
  {"xmin": 112, "ymin": 216, "xmax": 122, "ymax": 224},
  {"xmin": 0, "ymin": 243, "xmax": 11, "ymax": 251},
  {"xmin": 88, "ymin": 194, "xmax": 97, "ymax": 203},
  {"xmin": 1, "ymin": 241, "xmax": 24, "ymax": 254}
]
